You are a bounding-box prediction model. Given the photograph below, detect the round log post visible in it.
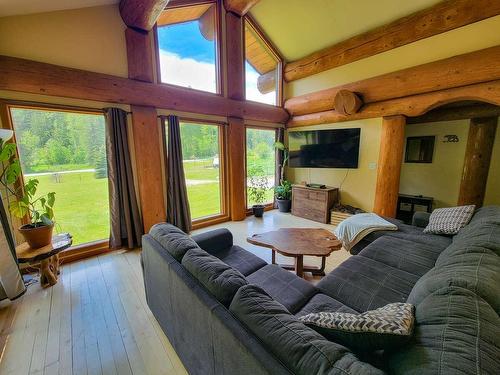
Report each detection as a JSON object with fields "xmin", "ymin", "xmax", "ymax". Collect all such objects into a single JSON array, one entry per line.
[{"xmin": 334, "ymin": 90, "xmax": 363, "ymax": 115}]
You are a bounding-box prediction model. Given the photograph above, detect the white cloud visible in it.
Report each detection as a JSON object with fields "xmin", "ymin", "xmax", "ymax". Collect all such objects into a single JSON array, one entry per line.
[{"xmin": 159, "ymin": 50, "xmax": 276, "ymax": 105}]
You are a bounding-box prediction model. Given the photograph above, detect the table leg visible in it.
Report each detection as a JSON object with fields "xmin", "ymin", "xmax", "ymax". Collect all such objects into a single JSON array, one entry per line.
[
  {"xmin": 295, "ymin": 255, "xmax": 304, "ymax": 278},
  {"xmin": 272, "ymin": 250, "xmax": 276, "ymax": 265},
  {"xmin": 53, "ymin": 253, "xmax": 60, "ymax": 275},
  {"xmin": 40, "ymin": 257, "xmax": 58, "ymax": 288}
]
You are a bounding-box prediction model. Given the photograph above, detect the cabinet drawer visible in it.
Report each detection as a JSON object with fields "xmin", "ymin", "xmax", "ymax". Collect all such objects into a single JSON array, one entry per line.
[
  {"xmin": 293, "ymin": 208, "xmax": 325, "ymax": 223},
  {"xmin": 293, "ymin": 188, "xmax": 327, "ymax": 202}
]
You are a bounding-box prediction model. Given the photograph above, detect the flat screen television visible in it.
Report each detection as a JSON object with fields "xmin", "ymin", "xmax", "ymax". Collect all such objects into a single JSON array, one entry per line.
[{"xmin": 288, "ymin": 128, "xmax": 360, "ymax": 168}]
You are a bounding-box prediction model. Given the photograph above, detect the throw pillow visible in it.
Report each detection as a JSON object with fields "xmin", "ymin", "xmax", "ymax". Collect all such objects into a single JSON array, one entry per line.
[
  {"xmin": 298, "ymin": 302, "xmax": 415, "ymax": 351},
  {"xmin": 423, "ymin": 205, "xmax": 475, "ymax": 235}
]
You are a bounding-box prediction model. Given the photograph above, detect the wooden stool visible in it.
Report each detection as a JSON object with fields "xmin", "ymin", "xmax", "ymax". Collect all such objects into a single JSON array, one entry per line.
[{"xmin": 16, "ymin": 233, "xmax": 72, "ymax": 288}]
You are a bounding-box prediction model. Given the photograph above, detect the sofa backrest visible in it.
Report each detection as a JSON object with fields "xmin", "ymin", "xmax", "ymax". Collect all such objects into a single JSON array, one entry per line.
[
  {"xmin": 387, "ymin": 206, "xmax": 500, "ymax": 374},
  {"xmin": 149, "ymin": 222, "xmax": 200, "ymax": 261}
]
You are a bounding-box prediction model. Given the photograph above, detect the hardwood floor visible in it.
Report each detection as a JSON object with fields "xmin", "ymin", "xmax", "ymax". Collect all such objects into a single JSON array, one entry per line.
[{"xmin": 0, "ymin": 210, "xmax": 350, "ymax": 375}]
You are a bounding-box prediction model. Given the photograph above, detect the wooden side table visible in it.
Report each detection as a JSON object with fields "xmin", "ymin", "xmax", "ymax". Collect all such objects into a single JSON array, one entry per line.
[{"xmin": 16, "ymin": 233, "xmax": 72, "ymax": 288}]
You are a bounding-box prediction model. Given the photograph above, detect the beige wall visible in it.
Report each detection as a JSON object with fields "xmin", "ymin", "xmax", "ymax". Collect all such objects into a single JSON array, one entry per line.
[
  {"xmin": 484, "ymin": 119, "xmax": 500, "ymax": 206},
  {"xmin": 286, "ymin": 118, "xmax": 382, "ymax": 211},
  {"xmin": 399, "ymin": 120, "xmax": 469, "ymax": 208},
  {"xmin": 0, "ymin": 5, "xmax": 128, "ymax": 77}
]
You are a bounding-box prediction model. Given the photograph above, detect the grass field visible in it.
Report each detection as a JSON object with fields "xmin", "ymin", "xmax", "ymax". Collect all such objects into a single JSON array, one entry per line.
[{"xmin": 30, "ymin": 158, "xmax": 273, "ymax": 245}]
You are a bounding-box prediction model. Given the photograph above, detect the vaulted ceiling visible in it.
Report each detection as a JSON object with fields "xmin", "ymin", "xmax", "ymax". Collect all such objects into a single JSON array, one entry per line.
[
  {"xmin": 0, "ymin": 0, "xmax": 118, "ymax": 17},
  {"xmin": 249, "ymin": 0, "xmax": 442, "ymax": 61}
]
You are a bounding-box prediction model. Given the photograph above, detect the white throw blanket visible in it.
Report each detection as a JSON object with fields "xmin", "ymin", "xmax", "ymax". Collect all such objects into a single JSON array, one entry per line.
[{"xmin": 334, "ymin": 213, "xmax": 398, "ymax": 251}]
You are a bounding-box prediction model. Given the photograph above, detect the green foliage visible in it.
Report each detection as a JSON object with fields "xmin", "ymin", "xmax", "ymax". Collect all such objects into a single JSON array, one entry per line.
[
  {"xmin": 274, "ymin": 180, "xmax": 292, "ymax": 200},
  {"xmin": 0, "ymin": 134, "xmax": 56, "ymax": 227},
  {"xmin": 274, "ymin": 141, "xmax": 289, "ymax": 184}
]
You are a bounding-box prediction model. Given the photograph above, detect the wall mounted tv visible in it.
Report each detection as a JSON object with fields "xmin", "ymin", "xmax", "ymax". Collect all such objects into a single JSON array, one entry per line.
[{"xmin": 288, "ymin": 128, "xmax": 361, "ymax": 168}]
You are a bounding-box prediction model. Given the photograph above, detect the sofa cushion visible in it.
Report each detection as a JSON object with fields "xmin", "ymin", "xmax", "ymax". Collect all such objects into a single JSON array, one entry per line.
[
  {"xmin": 358, "ymin": 236, "xmax": 443, "ymax": 277},
  {"xmin": 465, "ymin": 205, "xmax": 500, "ymax": 226},
  {"xmin": 408, "ymin": 251, "xmax": 500, "ymax": 314},
  {"xmin": 317, "ymin": 256, "xmax": 419, "ymax": 312},
  {"xmin": 299, "ymin": 303, "xmax": 415, "ymax": 352},
  {"xmin": 246, "ymin": 264, "xmax": 317, "ymax": 314},
  {"xmin": 192, "ymin": 228, "xmax": 234, "ymax": 254},
  {"xmin": 388, "ymin": 286, "xmax": 500, "ymax": 375},
  {"xmin": 423, "ymin": 205, "xmax": 475, "ymax": 235},
  {"xmin": 212, "ymin": 245, "xmax": 267, "ymax": 276},
  {"xmin": 149, "ymin": 223, "xmax": 199, "ymax": 262},
  {"xmin": 296, "ymin": 293, "xmax": 357, "ymax": 318},
  {"xmin": 230, "ymin": 285, "xmax": 384, "ymax": 375},
  {"xmin": 182, "ymin": 247, "xmax": 247, "ymax": 307},
  {"xmin": 451, "ymin": 222, "xmax": 500, "ymax": 256}
]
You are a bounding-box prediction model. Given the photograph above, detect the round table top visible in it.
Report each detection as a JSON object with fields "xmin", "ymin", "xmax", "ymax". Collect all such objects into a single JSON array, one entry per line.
[
  {"xmin": 247, "ymin": 228, "xmax": 342, "ymax": 257},
  {"xmin": 16, "ymin": 233, "xmax": 73, "ymax": 263}
]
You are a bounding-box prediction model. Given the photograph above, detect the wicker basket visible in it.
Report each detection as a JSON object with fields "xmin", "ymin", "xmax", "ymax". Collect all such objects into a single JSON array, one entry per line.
[{"xmin": 330, "ymin": 211, "xmax": 352, "ymax": 226}]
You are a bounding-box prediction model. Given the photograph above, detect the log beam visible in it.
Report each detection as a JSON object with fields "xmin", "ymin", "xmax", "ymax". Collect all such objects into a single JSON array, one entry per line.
[
  {"xmin": 288, "ymin": 80, "xmax": 500, "ymax": 127},
  {"xmin": 227, "ymin": 117, "xmax": 247, "ymax": 220},
  {"xmin": 334, "ymin": 90, "xmax": 363, "ymax": 116},
  {"xmin": 119, "ymin": 0, "xmax": 170, "ymax": 31},
  {"xmin": 285, "ymin": 46, "xmax": 500, "ymax": 116},
  {"xmin": 407, "ymin": 103, "xmax": 500, "ymax": 124},
  {"xmin": 457, "ymin": 116, "xmax": 498, "ymax": 207},
  {"xmin": 257, "ymin": 70, "xmax": 276, "ymax": 94},
  {"xmin": 0, "ymin": 55, "xmax": 289, "ymax": 124},
  {"xmin": 284, "ymin": 0, "xmax": 500, "ymax": 82},
  {"xmin": 225, "ymin": 11, "xmax": 245, "ymax": 100},
  {"xmin": 373, "ymin": 115, "xmax": 406, "ymax": 218},
  {"xmin": 125, "ymin": 28, "xmax": 155, "ymax": 82},
  {"xmin": 224, "ymin": 0, "xmax": 260, "ymax": 16}
]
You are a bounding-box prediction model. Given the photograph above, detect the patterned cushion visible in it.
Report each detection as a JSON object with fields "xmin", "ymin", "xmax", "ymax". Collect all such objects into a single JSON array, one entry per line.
[
  {"xmin": 423, "ymin": 205, "xmax": 475, "ymax": 235},
  {"xmin": 299, "ymin": 303, "xmax": 415, "ymax": 351}
]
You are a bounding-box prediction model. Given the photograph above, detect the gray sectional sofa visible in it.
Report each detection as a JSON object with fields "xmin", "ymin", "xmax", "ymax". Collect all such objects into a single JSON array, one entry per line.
[{"xmin": 141, "ymin": 206, "xmax": 500, "ymax": 374}]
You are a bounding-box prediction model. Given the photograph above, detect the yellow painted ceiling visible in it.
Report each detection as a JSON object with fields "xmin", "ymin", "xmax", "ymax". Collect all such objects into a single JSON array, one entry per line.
[{"xmin": 250, "ymin": 0, "xmax": 442, "ymax": 61}]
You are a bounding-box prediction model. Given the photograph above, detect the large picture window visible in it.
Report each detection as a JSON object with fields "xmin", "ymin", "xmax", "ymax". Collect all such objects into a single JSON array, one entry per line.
[
  {"xmin": 246, "ymin": 128, "xmax": 276, "ymax": 207},
  {"xmin": 9, "ymin": 107, "xmax": 109, "ymax": 246},
  {"xmin": 156, "ymin": 2, "xmax": 219, "ymax": 93},
  {"xmin": 165, "ymin": 120, "xmax": 225, "ymax": 220},
  {"xmin": 244, "ymin": 19, "xmax": 280, "ymax": 105}
]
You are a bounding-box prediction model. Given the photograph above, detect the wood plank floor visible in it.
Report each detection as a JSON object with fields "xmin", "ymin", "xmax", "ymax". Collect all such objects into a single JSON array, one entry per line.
[{"xmin": 0, "ymin": 210, "xmax": 351, "ymax": 375}]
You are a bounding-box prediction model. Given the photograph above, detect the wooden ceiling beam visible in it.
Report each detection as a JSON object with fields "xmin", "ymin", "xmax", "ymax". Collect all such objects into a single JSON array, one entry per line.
[
  {"xmin": 119, "ymin": 0, "xmax": 170, "ymax": 31},
  {"xmin": 0, "ymin": 55, "xmax": 289, "ymax": 124},
  {"xmin": 285, "ymin": 46, "xmax": 500, "ymax": 116},
  {"xmin": 224, "ymin": 0, "xmax": 260, "ymax": 16},
  {"xmin": 407, "ymin": 103, "xmax": 500, "ymax": 124},
  {"xmin": 284, "ymin": 0, "xmax": 500, "ymax": 82},
  {"xmin": 288, "ymin": 80, "xmax": 500, "ymax": 127}
]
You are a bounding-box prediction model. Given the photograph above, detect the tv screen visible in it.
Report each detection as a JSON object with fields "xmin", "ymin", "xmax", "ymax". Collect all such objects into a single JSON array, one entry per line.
[{"xmin": 288, "ymin": 128, "xmax": 360, "ymax": 168}]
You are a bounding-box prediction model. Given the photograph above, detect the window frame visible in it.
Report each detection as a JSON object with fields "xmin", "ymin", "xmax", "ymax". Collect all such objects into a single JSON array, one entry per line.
[
  {"xmin": 243, "ymin": 16, "xmax": 284, "ymax": 107},
  {"xmin": 154, "ymin": 0, "xmax": 223, "ymax": 95},
  {"xmin": 162, "ymin": 116, "xmax": 230, "ymax": 228},
  {"xmin": 244, "ymin": 125, "xmax": 278, "ymax": 212},
  {"xmin": 1, "ymin": 101, "xmax": 111, "ymax": 257}
]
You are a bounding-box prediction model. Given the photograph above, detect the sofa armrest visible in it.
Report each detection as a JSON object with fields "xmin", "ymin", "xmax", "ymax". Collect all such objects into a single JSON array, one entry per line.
[
  {"xmin": 412, "ymin": 211, "xmax": 431, "ymax": 228},
  {"xmin": 192, "ymin": 228, "xmax": 233, "ymax": 254}
]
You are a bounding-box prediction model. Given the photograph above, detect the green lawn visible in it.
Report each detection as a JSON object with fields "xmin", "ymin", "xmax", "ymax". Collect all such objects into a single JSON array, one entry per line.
[{"xmin": 33, "ymin": 172, "xmax": 109, "ymax": 245}]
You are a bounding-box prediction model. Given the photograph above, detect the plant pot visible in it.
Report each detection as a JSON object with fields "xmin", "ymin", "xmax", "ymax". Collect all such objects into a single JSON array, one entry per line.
[
  {"xmin": 277, "ymin": 199, "xmax": 291, "ymax": 213},
  {"xmin": 18, "ymin": 223, "xmax": 54, "ymax": 249},
  {"xmin": 252, "ymin": 205, "xmax": 265, "ymax": 218}
]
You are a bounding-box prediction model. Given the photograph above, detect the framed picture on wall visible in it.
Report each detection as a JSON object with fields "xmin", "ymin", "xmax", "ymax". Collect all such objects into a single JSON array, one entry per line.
[{"xmin": 405, "ymin": 136, "xmax": 435, "ymax": 163}]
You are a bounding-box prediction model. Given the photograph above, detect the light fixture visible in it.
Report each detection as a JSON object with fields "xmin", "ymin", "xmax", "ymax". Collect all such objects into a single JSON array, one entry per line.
[{"xmin": 0, "ymin": 129, "xmax": 14, "ymax": 142}]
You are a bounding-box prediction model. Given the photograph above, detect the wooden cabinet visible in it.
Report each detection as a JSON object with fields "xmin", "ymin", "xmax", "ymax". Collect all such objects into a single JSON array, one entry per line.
[{"xmin": 291, "ymin": 185, "xmax": 339, "ymax": 223}]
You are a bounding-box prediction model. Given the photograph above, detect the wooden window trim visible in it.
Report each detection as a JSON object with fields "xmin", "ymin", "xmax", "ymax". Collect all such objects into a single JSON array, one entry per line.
[
  {"xmin": 244, "ymin": 15, "xmax": 284, "ymax": 107},
  {"xmin": 162, "ymin": 117, "xmax": 230, "ymax": 226},
  {"xmin": 2, "ymin": 101, "xmax": 111, "ymax": 257},
  {"xmin": 245, "ymin": 126, "xmax": 277, "ymax": 209},
  {"xmin": 154, "ymin": 0, "xmax": 224, "ymax": 95}
]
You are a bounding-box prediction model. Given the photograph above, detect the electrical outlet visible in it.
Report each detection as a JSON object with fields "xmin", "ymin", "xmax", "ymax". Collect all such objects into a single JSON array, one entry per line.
[{"xmin": 368, "ymin": 162, "xmax": 377, "ymax": 170}]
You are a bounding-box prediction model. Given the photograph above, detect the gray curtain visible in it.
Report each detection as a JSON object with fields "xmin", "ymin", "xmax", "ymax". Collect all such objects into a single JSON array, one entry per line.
[
  {"xmin": 165, "ymin": 115, "xmax": 192, "ymax": 233},
  {"xmin": 104, "ymin": 108, "xmax": 143, "ymax": 249},
  {"xmin": 274, "ymin": 127, "xmax": 285, "ymax": 208},
  {"xmin": 0, "ymin": 188, "xmax": 25, "ymax": 301}
]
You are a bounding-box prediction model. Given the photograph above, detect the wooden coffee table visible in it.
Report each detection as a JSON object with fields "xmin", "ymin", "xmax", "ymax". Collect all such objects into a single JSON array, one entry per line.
[
  {"xmin": 16, "ymin": 233, "xmax": 72, "ymax": 288},
  {"xmin": 247, "ymin": 228, "xmax": 342, "ymax": 278}
]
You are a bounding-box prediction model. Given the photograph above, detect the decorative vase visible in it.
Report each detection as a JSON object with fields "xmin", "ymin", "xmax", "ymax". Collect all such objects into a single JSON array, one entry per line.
[
  {"xmin": 252, "ymin": 205, "xmax": 265, "ymax": 218},
  {"xmin": 18, "ymin": 223, "xmax": 54, "ymax": 248},
  {"xmin": 277, "ymin": 199, "xmax": 291, "ymax": 212}
]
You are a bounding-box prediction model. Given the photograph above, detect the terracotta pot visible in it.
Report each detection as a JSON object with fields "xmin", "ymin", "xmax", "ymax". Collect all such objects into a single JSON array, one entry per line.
[{"xmin": 18, "ymin": 223, "xmax": 54, "ymax": 249}]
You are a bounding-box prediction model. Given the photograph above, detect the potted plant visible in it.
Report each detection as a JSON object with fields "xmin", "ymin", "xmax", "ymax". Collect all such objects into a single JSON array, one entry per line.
[
  {"xmin": 248, "ymin": 166, "xmax": 269, "ymax": 218},
  {"xmin": 273, "ymin": 141, "xmax": 292, "ymax": 212},
  {"xmin": 274, "ymin": 180, "xmax": 292, "ymax": 212},
  {"xmin": 0, "ymin": 135, "xmax": 56, "ymax": 248}
]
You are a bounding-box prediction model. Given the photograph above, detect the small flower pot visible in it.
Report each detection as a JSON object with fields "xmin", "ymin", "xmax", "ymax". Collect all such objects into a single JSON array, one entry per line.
[
  {"xmin": 252, "ymin": 205, "xmax": 265, "ymax": 218},
  {"xmin": 277, "ymin": 199, "xmax": 291, "ymax": 212},
  {"xmin": 18, "ymin": 223, "xmax": 54, "ymax": 249}
]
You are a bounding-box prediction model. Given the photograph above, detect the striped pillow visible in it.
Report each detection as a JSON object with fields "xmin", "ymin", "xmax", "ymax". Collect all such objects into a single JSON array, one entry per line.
[{"xmin": 423, "ymin": 205, "xmax": 475, "ymax": 235}]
